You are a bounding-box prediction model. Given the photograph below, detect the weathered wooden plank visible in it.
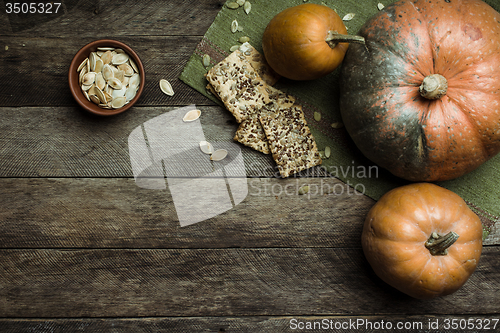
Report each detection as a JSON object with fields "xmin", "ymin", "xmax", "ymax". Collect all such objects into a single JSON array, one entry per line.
[
  {"xmin": 0, "ymin": 177, "xmax": 375, "ymax": 248},
  {"xmin": 0, "ymin": 0, "xmax": 223, "ymax": 37},
  {"xmin": 2, "ymin": 315, "xmax": 499, "ymax": 332},
  {"xmin": 2, "ymin": 177, "xmax": 498, "ymax": 248},
  {"xmin": 0, "ymin": 106, "xmax": 262, "ymax": 177},
  {"xmin": 0, "ymin": 248, "xmax": 499, "ymax": 318},
  {"xmin": 0, "ymin": 106, "xmax": 331, "ymax": 178},
  {"xmin": 0, "ymin": 36, "xmax": 216, "ymax": 107}
]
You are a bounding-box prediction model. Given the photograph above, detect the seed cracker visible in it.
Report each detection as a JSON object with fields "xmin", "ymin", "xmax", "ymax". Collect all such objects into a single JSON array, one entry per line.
[
  {"xmin": 259, "ymin": 105, "xmax": 322, "ymax": 178},
  {"xmin": 233, "ymin": 89, "xmax": 297, "ymax": 154},
  {"xmin": 238, "ymin": 42, "xmax": 280, "ymax": 86},
  {"xmin": 234, "ymin": 114, "xmax": 270, "ymax": 154},
  {"xmin": 206, "ymin": 51, "xmax": 269, "ymax": 123}
]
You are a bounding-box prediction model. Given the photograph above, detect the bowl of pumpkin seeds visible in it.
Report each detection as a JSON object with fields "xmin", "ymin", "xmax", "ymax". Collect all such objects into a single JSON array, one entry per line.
[{"xmin": 69, "ymin": 39, "xmax": 145, "ymax": 116}]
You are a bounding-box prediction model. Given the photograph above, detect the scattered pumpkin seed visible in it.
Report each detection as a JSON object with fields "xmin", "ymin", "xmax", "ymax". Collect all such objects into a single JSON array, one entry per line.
[
  {"xmin": 226, "ymin": 2, "xmax": 239, "ymax": 9},
  {"xmin": 325, "ymin": 146, "xmax": 331, "ymax": 159},
  {"xmin": 314, "ymin": 111, "xmax": 321, "ymax": 122},
  {"xmin": 236, "ymin": 0, "xmax": 246, "ymax": 6},
  {"xmin": 378, "ymin": 2, "xmax": 385, "ymax": 10},
  {"xmin": 203, "ymin": 54, "xmax": 211, "ymax": 67},
  {"xmin": 230, "ymin": 45, "xmax": 240, "ymax": 52},
  {"xmin": 211, "ymin": 149, "xmax": 228, "ymax": 161},
  {"xmin": 343, "ymin": 13, "xmax": 355, "ymax": 21},
  {"xmin": 199, "ymin": 141, "xmax": 214, "ymax": 155},
  {"xmin": 298, "ymin": 185, "xmax": 309, "ymax": 195},
  {"xmin": 159, "ymin": 79, "xmax": 174, "ymax": 96},
  {"xmin": 231, "ymin": 19, "xmax": 239, "ymax": 33},
  {"xmin": 237, "ymin": 25, "xmax": 244, "ymax": 32},
  {"xmin": 239, "ymin": 36, "xmax": 250, "ymax": 43},
  {"xmin": 331, "ymin": 122, "xmax": 344, "ymax": 129},
  {"xmin": 183, "ymin": 109, "xmax": 201, "ymax": 122},
  {"xmin": 244, "ymin": 1, "xmax": 251, "ymax": 14}
]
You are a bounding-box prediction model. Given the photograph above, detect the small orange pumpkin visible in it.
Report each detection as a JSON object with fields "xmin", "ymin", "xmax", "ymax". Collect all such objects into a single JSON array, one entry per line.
[
  {"xmin": 262, "ymin": 4, "xmax": 364, "ymax": 80},
  {"xmin": 362, "ymin": 183, "xmax": 483, "ymax": 299}
]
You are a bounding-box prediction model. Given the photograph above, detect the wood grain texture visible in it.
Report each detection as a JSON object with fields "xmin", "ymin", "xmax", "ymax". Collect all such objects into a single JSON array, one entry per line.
[
  {"xmin": 0, "ymin": 36, "xmax": 217, "ymax": 107},
  {"xmin": 0, "ymin": 177, "xmax": 374, "ymax": 248},
  {"xmin": 0, "ymin": 106, "xmax": 333, "ymax": 178},
  {"xmin": 1, "ymin": 315, "xmax": 499, "ymax": 332},
  {"xmin": 0, "ymin": 248, "xmax": 499, "ymax": 318},
  {"xmin": 1, "ymin": 0, "xmax": 224, "ymax": 37},
  {"xmin": 0, "ymin": 106, "xmax": 253, "ymax": 177},
  {"xmin": 2, "ymin": 177, "xmax": 499, "ymax": 248},
  {"xmin": 1, "ymin": 0, "xmax": 500, "ymax": 326}
]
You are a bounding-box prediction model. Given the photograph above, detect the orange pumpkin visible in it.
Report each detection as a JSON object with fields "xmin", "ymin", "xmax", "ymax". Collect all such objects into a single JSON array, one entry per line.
[
  {"xmin": 262, "ymin": 4, "xmax": 364, "ymax": 80},
  {"xmin": 340, "ymin": 0, "xmax": 500, "ymax": 182},
  {"xmin": 362, "ymin": 183, "xmax": 483, "ymax": 299}
]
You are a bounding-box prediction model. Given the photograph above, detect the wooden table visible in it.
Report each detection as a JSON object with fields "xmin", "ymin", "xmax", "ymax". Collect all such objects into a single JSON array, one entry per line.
[{"xmin": 1, "ymin": 1, "xmax": 499, "ymax": 331}]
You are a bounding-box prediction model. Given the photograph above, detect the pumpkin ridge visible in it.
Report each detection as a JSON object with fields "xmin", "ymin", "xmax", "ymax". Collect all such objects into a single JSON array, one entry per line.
[
  {"xmin": 441, "ymin": 93, "xmax": 494, "ymax": 157},
  {"xmin": 405, "ymin": 257, "xmax": 439, "ymax": 298}
]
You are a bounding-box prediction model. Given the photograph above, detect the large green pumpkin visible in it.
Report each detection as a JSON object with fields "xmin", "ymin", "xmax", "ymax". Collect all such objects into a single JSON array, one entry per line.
[{"xmin": 339, "ymin": 0, "xmax": 500, "ymax": 182}]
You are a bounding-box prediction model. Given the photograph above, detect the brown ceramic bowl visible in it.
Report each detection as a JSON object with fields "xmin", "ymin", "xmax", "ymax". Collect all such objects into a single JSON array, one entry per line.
[{"xmin": 68, "ymin": 39, "xmax": 145, "ymax": 116}]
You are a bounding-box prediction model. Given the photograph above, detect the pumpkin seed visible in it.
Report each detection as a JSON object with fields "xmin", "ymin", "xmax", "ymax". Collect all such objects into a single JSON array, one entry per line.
[
  {"xmin": 226, "ymin": 2, "xmax": 239, "ymax": 9},
  {"xmin": 77, "ymin": 58, "xmax": 88, "ymax": 72},
  {"xmin": 237, "ymin": 25, "xmax": 244, "ymax": 32},
  {"xmin": 231, "ymin": 20, "xmax": 239, "ymax": 33},
  {"xmin": 199, "ymin": 141, "xmax": 214, "ymax": 155},
  {"xmin": 203, "ymin": 54, "xmax": 211, "ymax": 67},
  {"xmin": 244, "ymin": 1, "xmax": 251, "ymax": 14},
  {"xmin": 82, "ymin": 72, "xmax": 96, "ymax": 86},
  {"xmin": 125, "ymin": 86, "xmax": 137, "ymax": 102},
  {"xmin": 298, "ymin": 185, "xmax": 309, "ymax": 195},
  {"xmin": 236, "ymin": 0, "xmax": 245, "ymax": 6},
  {"xmin": 343, "ymin": 13, "xmax": 355, "ymax": 21},
  {"xmin": 183, "ymin": 109, "xmax": 201, "ymax": 122},
  {"xmin": 112, "ymin": 52, "xmax": 129, "ymax": 65},
  {"xmin": 378, "ymin": 2, "xmax": 385, "ymax": 10},
  {"xmin": 100, "ymin": 50, "xmax": 113, "ymax": 65},
  {"xmin": 111, "ymin": 96, "xmax": 127, "ymax": 109},
  {"xmin": 239, "ymin": 36, "xmax": 250, "ymax": 43},
  {"xmin": 324, "ymin": 146, "xmax": 331, "ymax": 159},
  {"xmin": 107, "ymin": 77, "xmax": 123, "ymax": 90},
  {"xmin": 128, "ymin": 58, "xmax": 139, "ymax": 73},
  {"xmin": 94, "ymin": 59, "xmax": 103, "ymax": 73},
  {"xmin": 89, "ymin": 52, "xmax": 97, "ymax": 71},
  {"xmin": 102, "ymin": 64, "xmax": 114, "ymax": 81},
  {"xmin": 230, "ymin": 45, "xmax": 240, "ymax": 52},
  {"xmin": 210, "ymin": 149, "xmax": 228, "ymax": 161},
  {"xmin": 331, "ymin": 122, "xmax": 344, "ymax": 129},
  {"xmin": 314, "ymin": 111, "xmax": 321, "ymax": 122},
  {"xmin": 97, "ymin": 47, "xmax": 115, "ymax": 51},
  {"xmin": 160, "ymin": 79, "xmax": 174, "ymax": 96}
]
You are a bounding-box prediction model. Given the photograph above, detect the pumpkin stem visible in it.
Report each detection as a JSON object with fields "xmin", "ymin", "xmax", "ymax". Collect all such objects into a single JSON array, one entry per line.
[
  {"xmin": 425, "ymin": 231, "xmax": 459, "ymax": 256},
  {"xmin": 419, "ymin": 74, "xmax": 448, "ymax": 100},
  {"xmin": 325, "ymin": 31, "xmax": 365, "ymax": 49}
]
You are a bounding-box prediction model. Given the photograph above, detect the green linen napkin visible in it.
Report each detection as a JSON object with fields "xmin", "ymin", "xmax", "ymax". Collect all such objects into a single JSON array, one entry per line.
[{"xmin": 180, "ymin": 0, "xmax": 500, "ymax": 231}]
